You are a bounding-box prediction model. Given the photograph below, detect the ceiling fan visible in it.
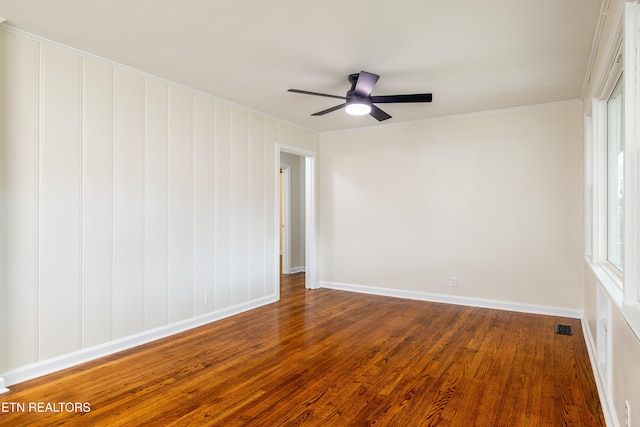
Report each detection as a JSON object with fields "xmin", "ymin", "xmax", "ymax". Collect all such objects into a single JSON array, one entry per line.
[{"xmin": 288, "ymin": 71, "xmax": 432, "ymax": 121}]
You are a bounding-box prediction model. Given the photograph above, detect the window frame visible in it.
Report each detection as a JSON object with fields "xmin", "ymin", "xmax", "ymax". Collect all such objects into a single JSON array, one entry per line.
[
  {"xmin": 592, "ymin": 41, "xmax": 624, "ymax": 286},
  {"xmin": 606, "ymin": 73, "xmax": 624, "ymax": 273}
]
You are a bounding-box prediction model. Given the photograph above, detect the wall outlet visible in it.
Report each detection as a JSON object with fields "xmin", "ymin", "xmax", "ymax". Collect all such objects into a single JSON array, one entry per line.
[
  {"xmin": 451, "ymin": 277, "xmax": 457, "ymax": 287},
  {"xmin": 204, "ymin": 291, "xmax": 212, "ymax": 305},
  {"xmin": 625, "ymin": 400, "xmax": 631, "ymax": 427}
]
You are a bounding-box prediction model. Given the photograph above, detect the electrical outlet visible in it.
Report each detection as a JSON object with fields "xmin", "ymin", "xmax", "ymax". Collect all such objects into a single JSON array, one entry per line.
[
  {"xmin": 625, "ymin": 400, "xmax": 631, "ymax": 427},
  {"xmin": 451, "ymin": 277, "xmax": 457, "ymax": 287},
  {"xmin": 204, "ymin": 291, "xmax": 212, "ymax": 305}
]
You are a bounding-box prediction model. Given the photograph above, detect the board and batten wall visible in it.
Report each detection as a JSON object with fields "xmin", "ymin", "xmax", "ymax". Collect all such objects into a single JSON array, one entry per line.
[
  {"xmin": 0, "ymin": 27, "xmax": 318, "ymax": 384},
  {"xmin": 317, "ymin": 102, "xmax": 584, "ymax": 314}
]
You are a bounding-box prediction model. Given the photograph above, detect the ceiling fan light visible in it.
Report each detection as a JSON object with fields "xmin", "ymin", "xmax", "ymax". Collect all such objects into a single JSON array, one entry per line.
[{"xmin": 345, "ymin": 102, "xmax": 371, "ymax": 116}]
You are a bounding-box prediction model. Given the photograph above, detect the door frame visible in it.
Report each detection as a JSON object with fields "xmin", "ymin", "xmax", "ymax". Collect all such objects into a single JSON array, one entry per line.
[
  {"xmin": 280, "ymin": 163, "xmax": 292, "ymax": 275},
  {"xmin": 276, "ymin": 143, "xmax": 317, "ymax": 291}
]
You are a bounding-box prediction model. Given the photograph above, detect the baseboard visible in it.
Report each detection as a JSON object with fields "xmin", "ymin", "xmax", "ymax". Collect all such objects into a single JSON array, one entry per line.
[
  {"xmin": 291, "ymin": 266, "xmax": 306, "ymax": 274},
  {"xmin": 1, "ymin": 295, "xmax": 278, "ymax": 388},
  {"xmin": 0, "ymin": 377, "xmax": 9, "ymax": 394},
  {"xmin": 581, "ymin": 317, "xmax": 618, "ymax": 427},
  {"xmin": 317, "ymin": 281, "xmax": 583, "ymax": 319}
]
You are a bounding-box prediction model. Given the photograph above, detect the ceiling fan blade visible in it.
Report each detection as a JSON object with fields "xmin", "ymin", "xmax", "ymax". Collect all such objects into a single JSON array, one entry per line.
[
  {"xmin": 370, "ymin": 93, "xmax": 432, "ymax": 103},
  {"xmin": 311, "ymin": 103, "xmax": 347, "ymax": 116},
  {"xmin": 353, "ymin": 71, "xmax": 380, "ymax": 97},
  {"xmin": 369, "ymin": 105, "xmax": 392, "ymax": 121},
  {"xmin": 288, "ymin": 89, "xmax": 346, "ymax": 100}
]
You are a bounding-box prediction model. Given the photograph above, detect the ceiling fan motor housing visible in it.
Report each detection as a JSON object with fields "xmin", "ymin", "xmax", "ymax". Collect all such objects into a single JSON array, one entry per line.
[{"xmin": 346, "ymin": 73, "xmax": 370, "ymax": 106}]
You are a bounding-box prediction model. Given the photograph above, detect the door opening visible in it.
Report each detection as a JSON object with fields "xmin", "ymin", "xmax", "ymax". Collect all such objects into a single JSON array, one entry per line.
[{"xmin": 276, "ymin": 143, "xmax": 316, "ymax": 292}]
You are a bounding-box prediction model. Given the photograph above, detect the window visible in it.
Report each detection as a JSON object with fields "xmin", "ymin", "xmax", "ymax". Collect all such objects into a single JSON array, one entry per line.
[
  {"xmin": 586, "ymin": 2, "xmax": 640, "ymax": 339},
  {"xmin": 607, "ymin": 75, "xmax": 624, "ymax": 272}
]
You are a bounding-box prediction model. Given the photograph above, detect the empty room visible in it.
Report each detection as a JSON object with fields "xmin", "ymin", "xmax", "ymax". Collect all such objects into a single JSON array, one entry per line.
[{"xmin": 0, "ymin": 0, "xmax": 639, "ymax": 425}]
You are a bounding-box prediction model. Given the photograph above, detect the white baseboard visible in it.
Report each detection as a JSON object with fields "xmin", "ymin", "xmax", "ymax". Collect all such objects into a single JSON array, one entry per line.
[
  {"xmin": 0, "ymin": 377, "xmax": 9, "ymax": 394},
  {"xmin": 290, "ymin": 266, "xmax": 306, "ymax": 274},
  {"xmin": 581, "ymin": 317, "xmax": 618, "ymax": 427},
  {"xmin": 317, "ymin": 281, "xmax": 583, "ymax": 319},
  {"xmin": 2, "ymin": 295, "xmax": 278, "ymax": 387}
]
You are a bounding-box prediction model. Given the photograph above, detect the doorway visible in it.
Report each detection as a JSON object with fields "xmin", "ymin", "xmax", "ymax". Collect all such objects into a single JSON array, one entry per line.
[
  {"xmin": 280, "ymin": 163, "xmax": 292, "ymax": 275},
  {"xmin": 276, "ymin": 143, "xmax": 316, "ymax": 292}
]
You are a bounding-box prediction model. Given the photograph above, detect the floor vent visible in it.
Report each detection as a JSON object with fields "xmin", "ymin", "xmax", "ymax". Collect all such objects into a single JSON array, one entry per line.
[{"xmin": 556, "ymin": 324, "xmax": 573, "ymax": 336}]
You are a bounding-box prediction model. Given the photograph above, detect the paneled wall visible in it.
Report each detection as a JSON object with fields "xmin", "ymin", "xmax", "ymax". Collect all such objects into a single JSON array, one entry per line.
[{"xmin": 0, "ymin": 27, "xmax": 318, "ymax": 376}]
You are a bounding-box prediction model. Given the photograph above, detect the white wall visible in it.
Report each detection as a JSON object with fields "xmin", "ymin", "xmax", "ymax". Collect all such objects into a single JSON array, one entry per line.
[
  {"xmin": 0, "ymin": 27, "xmax": 318, "ymax": 382},
  {"xmin": 318, "ymin": 102, "xmax": 584, "ymax": 312}
]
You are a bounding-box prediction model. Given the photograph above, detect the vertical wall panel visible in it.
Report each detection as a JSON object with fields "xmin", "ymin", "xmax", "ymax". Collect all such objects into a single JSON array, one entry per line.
[
  {"xmin": 277, "ymin": 123, "xmax": 292, "ymax": 145},
  {"xmin": 214, "ymin": 102, "xmax": 232, "ymax": 309},
  {"xmin": 0, "ymin": 31, "xmax": 40, "ymax": 371},
  {"xmin": 167, "ymin": 87, "xmax": 193, "ymax": 322},
  {"xmin": 249, "ymin": 113, "xmax": 266, "ymax": 299},
  {"xmin": 264, "ymin": 120, "xmax": 279, "ymax": 297},
  {"xmin": 112, "ymin": 69, "xmax": 146, "ymax": 339},
  {"xmin": 297, "ymin": 130, "xmax": 316, "ymax": 152},
  {"xmin": 82, "ymin": 58, "xmax": 114, "ymax": 347},
  {"xmin": 40, "ymin": 45, "xmax": 83, "ymax": 359},
  {"xmin": 145, "ymin": 79, "xmax": 169, "ymax": 329},
  {"xmin": 231, "ymin": 110, "xmax": 250, "ymax": 305},
  {"xmin": 193, "ymin": 95, "xmax": 216, "ymax": 315}
]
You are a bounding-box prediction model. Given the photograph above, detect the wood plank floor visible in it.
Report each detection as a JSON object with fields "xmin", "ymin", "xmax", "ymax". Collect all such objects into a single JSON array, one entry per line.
[{"xmin": 0, "ymin": 273, "xmax": 605, "ymax": 426}]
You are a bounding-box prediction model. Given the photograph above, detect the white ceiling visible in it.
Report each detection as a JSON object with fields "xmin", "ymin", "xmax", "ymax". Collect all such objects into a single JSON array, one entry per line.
[{"xmin": 0, "ymin": 0, "xmax": 603, "ymax": 132}]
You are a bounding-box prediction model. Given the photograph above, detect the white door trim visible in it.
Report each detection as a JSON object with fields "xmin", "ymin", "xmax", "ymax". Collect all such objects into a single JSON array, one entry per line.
[{"xmin": 276, "ymin": 143, "xmax": 317, "ymax": 290}]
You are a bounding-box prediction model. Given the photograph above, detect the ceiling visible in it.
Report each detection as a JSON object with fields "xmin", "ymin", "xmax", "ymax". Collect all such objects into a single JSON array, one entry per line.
[{"xmin": 0, "ymin": 0, "xmax": 603, "ymax": 132}]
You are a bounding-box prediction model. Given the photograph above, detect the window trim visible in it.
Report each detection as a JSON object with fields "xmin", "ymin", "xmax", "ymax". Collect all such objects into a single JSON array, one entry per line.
[
  {"xmin": 591, "ymin": 44, "xmax": 624, "ymax": 286},
  {"xmin": 606, "ymin": 73, "xmax": 624, "ymax": 273}
]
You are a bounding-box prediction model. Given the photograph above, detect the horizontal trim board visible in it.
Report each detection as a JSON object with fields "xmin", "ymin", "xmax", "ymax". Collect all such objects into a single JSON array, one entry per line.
[
  {"xmin": 2, "ymin": 295, "xmax": 278, "ymax": 387},
  {"xmin": 318, "ymin": 281, "xmax": 582, "ymax": 319}
]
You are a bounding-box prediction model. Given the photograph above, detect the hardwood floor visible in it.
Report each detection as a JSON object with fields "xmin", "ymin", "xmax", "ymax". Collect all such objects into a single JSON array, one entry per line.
[{"xmin": 0, "ymin": 273, "xmax": 605, "ymax": 426}]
